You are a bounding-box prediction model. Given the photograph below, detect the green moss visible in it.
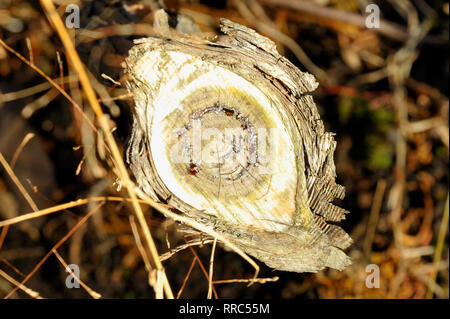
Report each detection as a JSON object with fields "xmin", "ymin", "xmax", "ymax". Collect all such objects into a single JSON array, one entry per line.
[
  {"xmin": 436, "ymin": 146, "xmax": 447, "ymax": 159},
  {"xmin": 338, "ymin": 95, "xmax": 395, "ymax": 171},
  {"xmin": 121, "ymin": 266, "xmax": 131, "ymax": 280}
]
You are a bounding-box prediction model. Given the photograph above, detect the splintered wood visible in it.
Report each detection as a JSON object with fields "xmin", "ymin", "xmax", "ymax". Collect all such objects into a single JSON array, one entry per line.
[{"xmin": 124, "ymin": 13, "xmax": 352, "ymax": 273}]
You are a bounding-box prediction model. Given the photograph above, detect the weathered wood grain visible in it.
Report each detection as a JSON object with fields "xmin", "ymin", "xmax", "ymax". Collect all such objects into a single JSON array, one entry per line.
[{"xmin": 124, "ymin": 11, "xmax": 352, "ymax": 273}]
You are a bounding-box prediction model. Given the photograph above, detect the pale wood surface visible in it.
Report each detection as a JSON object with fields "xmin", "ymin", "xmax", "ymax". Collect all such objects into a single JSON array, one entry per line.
[{"xmin": 124, "ymin": 11, "xmax": 352, "ymax": 273}]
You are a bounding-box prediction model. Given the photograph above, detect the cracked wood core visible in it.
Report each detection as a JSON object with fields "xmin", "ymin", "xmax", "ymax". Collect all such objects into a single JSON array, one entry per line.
[{"xmin": 124, "ymin": 15, "xmax": 352, "ymax": 273}]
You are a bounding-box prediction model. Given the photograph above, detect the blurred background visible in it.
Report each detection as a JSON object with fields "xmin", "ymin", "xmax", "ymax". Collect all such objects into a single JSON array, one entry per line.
[{"xmin": 0, "ymin": 0, "xmax": 448, "ymax": 298}]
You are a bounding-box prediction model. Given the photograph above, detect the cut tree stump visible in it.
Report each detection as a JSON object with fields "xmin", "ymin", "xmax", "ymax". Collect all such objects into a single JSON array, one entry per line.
[{"xmin": 124, "ymin": 10, "xmax": 352, "ymax": 273}]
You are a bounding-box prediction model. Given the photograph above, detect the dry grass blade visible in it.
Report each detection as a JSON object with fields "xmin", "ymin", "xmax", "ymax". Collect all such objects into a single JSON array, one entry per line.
[
  {"xmin": 4, "ymin": 201, "xmax": 104, "ymax": 299},
  {"xmin": 427, "ymin": 193, "xmax": 449, "ymax": 298},
  {"xmin": 0, "ymin": 226, "xmax": 9, "ymax": 250},
  {"xmin": 0, "ymin": 198, "xmax": 90, "ymax": 228},
  {"xmin": 207, "ymin": 237, "xmax": 217, "ymax": 299},
  {"xmin": 176, "ymin": 257, "xmax": 197, "ymax": 299},
  {"xmin": 77, "ymin": 24, "xmax": 155, "ymax": 43},
  {"xmin": 212, "ymin": 277, "xmax": 279, "ymax": 285},
  {"xmin": 39, "ymin": 0, "xmax": 174, "ymax": 299},
  {"xmin": 129, "ymin": 215, "xmax": 152, "ymax": 273},
  {"xmin": 0, "ymin": 196, "xmax": 154, "ymax": 228},
  {"xmin": 25, "ymin": 38, "xmax": 33, "ymax": 65},
  {"xmin": 101, "ymin": 73, "xmax": 121, "ymax": 86},
  {"xmin": 0, "ymin": 268, "xmax": 44, "ymax": 299},
  {"xmin": 21, "ymin": 88, "xmax": 60, "ymax": 119},
  {"xmin": 0, "ymin": 257, "xmax": 26, "ymax": 277},
  {"xmin": 0, "ymin": 39, "xmax": 97, "ymax": 133},
  {"xmin": 160, "ymin": 239, "xmax": 214, "ymax": 261},
  {"xmin": 98, "ymin": 92, "xmax": 133, "ymax": 103},
  {"xmin": 186, "ymin": 244, "xmax": 218, "ymax": 299},
  {"xmin": 10, "ymin": 133, "xmax": 35, "ymax": 169},
  {"xmin": 363, "ymin": 179, "xmax": 387, "ymax": 258},
  {"xmin": 0, "ymin": 76, "xmax": 73, "ymax": 104},
  {"xmin": 0, "ymin": 151, "xmax": 39, "ymax": 212}
]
